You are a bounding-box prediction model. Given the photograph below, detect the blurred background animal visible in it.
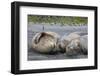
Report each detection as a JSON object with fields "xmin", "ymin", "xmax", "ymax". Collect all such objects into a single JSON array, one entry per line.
[{"xmin": 80, "ymin": 35, "xmax": 88, "ymax": 54}]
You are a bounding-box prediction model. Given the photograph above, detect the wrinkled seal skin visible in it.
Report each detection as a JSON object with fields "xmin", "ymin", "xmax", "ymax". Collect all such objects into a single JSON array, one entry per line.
[
  {"xmin": 65, "ymin": 35, "xmax": 88, "ymax": 56},
  {"xmin": 65, "ymin": 38, "xmax": 81, "ymax": 56},
  {"xmin": 59, "ymin": 32, "xmax": 80, "ymax": 53},
  {"xmin": 31, "ymin": 32, "xmax": 60, "ymax": 54}
]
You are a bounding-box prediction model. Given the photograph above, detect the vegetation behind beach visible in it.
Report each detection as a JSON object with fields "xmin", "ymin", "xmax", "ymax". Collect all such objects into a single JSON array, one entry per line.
[{"xmin": 28, "ymin": 15, "xmax": 88, "ymax": 26}]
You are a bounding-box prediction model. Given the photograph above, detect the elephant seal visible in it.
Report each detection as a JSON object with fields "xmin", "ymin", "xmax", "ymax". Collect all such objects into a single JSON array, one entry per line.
[
  {"xmin": 65, "ymin": 35, "xmax": 88, "ymax": 56},
  {"xmin": 31, "ymin": 31, "xmax": 60, "ymax": 54},
  {"xmin": 59, "ymin": 32, "xmax": 80, "ymax": 53}
]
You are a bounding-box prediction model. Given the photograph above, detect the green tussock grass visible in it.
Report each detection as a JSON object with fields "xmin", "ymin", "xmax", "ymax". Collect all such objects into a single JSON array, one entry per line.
[{"xmin": 28, "ymin": 15, "xmax": 88, "ymax": 26}]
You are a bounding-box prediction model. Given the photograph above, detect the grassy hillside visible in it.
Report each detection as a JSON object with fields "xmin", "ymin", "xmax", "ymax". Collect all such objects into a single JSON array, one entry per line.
[{"xmin": 28, "ymin": 15, "xmax": 88, "ymax": 26}]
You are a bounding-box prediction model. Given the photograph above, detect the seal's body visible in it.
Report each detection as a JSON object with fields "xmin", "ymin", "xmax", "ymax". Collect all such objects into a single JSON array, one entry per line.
[
  {"xmin": 65, "ymin": 35, "xmax": 88, "ymax": 55},
  {"xmin": 31, "ymin": 32, "xmax": 60, "ymax": 54},
  {"xmin": 59, "ymin": 32, "xmax": 80, "ymax": 51}
]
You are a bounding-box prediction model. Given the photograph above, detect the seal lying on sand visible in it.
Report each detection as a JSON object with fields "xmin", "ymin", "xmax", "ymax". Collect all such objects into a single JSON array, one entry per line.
[
  {"xmin": 65, "ymin": 35, "xmax": 88, "ymax": 56},
  {"xmin": 59, "ymin": 32, "xmax": 80, "ymax": 53},
  {"xmin": 31, "ymin": 32, "xmax": 60, "ymax": 54}
]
